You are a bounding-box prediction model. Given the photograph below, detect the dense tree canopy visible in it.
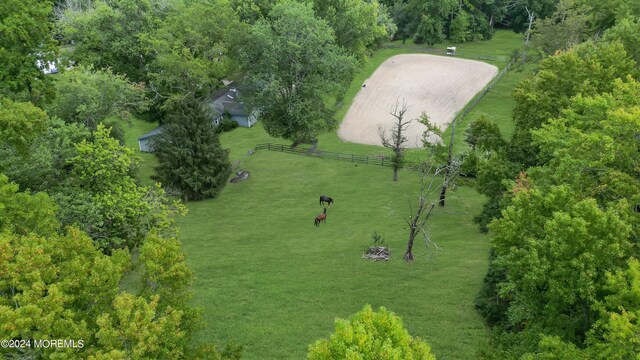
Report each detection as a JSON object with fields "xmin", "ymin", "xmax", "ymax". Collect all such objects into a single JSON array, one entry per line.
[
  {"xmin": 47, "ymin": 65, "xmax": 149, "ymax": 130},
  {"xmin": 313, "ymin": 0, "xmax": 396, "ymax": 60},
  {"xmin": 58, "ymin": 0, "xmax": 162, "ymax": 82},
  {"xmin": 0, "ymin": 98, "xmax": 48, "ymax": 155},
  {"xmin": 58, "ymin": 125, "xmax": 182, "ymax": 252},
  {"xmin": 0, "ymin": 175, "xmax": 221, "ymax": 359},
  {"xmin": 475, "ymin": 23, "xmax": 640, "ymax": 357},
  {"xmin": 0, "ymin": 0, "xmax": 57, "ymax": 103},
  {"xmin": 145, "ymin": 0, "xmax": 245, "ymax": 105},
  {"xmin": 241, "ymin": 0, "xmax": 355, "ymax": 144}
]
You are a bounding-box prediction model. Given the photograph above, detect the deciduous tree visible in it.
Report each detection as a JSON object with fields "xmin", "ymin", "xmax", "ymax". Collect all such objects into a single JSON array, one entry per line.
[
  {"xmin": 307, "ymin": 305, "xmax": 436, "ymax": 359},
  {"xmin": 145, "ymin": 0, "xmax": 245, "ymax": 105},
  {"xmin": 0, "ymin": 0, "xmax": 57, "ymax": 103},
  {"xmin": 313, "ymin": 0, "xmax": 396, "ymax": 61},
  {"xmin": 60, "ymin": 124, "xmax": 182, "ymax": 251},
  {"xmin": 240, "ymin": 1, "xmax": 355, "ymax": 145},
  {"xmin": 47, "ymin": 65, "xmax": 148, "ymax": 130},
  {"xmin": 0, "ymin": 98, "xmax": 48, "ymax": 155}
]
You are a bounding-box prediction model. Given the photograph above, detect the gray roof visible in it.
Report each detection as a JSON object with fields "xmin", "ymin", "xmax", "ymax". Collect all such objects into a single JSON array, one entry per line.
[
  {"xmin": 204, "ymin": 86, "xmax": 250, "ymax": 118},
  {"xmin": 138, "ymin": 125, "xmax": 165, "ymax": 141},
  {"xmin": 138, "ymin": 85, "xmax": 253, "ymax": 141}
]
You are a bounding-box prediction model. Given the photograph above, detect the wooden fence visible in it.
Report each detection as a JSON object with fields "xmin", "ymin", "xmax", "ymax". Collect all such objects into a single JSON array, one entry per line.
[
  {"xmin": 449, "ymin": 57, "xmax": 516, "ymax": 125},
  {"xmin": 250, "ymin": 143, "xmax": 423, "ymax": 169},
  {"xmin": 244, "ymin": 54, "xmax": 518, "ymax": 170}
]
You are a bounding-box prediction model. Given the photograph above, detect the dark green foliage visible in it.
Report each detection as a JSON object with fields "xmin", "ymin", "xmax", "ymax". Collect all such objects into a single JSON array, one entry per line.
[
  {"xmin": 153, "ymin": 97, "xmax": 231, "ymax": 201},
  {"xmin": 145, "ymin": 0, "xmax": 244, "ymax": 105},
  {"xmin": 240, "ymin": 1, "xmax": 355, "ymax": 144},
  {"xmin": 475, "ymin": 250, "xmax": 509, "ymax": 327},
  {"xmin": 459, "ymin": 151, "xmax": 478, "ymax": 177},
  {"xmin": 464, "ymin": 115, "xmax": 505, "ymax": 152},
  {"xmin": 0, "ymin": 0, "xmax": 57, "ymax": 103},
  {"xmin": 0, "ymin": 118, "xmax": 90, "ymax": 193},
  {"xmin": 313, "ymin": 0, "xmax": 396, "ymax": 61},
  {"xmin": 103, "ymin": 120, "xmax": 126, "ymax": 145},
  {"xmin": 472, "ymin": 196, "xmax": 502, "ymax": 233},
  {"xmin": 506, "ymin": 0, "xmax": 558, "ymax": 33},
  {"xmin": 215, "ymin": 118, "xmax": 239, "ymax": 133},
  {"xmin": 58, "ymin": 0, "xmax": 159, "ymax": 82},
  {"xmin": 475, "ymin": 152, "xmax": 519, "ymax": 199},
  {"xmin": 531, "ymin": 0, "xmax": 591, "ymax": 56}
]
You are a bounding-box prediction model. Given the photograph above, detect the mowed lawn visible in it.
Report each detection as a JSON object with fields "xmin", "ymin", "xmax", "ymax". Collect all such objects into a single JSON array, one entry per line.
[
  {"xmin": 118, "ymin": 30, "xmax": 528, "ymax": 359},
  {"xmin": 176, "ymin": 127, "xmax": 490, "ymax": 359}
]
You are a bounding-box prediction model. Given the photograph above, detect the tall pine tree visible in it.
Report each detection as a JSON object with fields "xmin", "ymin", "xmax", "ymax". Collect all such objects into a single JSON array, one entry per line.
[{"xmin": 153, "ymin": 97, "xmax": 231, "ymax": 201}]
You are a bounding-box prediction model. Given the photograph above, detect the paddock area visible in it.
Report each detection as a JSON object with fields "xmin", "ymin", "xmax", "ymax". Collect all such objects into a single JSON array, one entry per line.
[{"xmin": 338, "ymin": 54, "xmax": 498, "ymax": 147}]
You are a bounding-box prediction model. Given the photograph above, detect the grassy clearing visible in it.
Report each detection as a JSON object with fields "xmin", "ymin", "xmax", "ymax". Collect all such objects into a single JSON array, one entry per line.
[
  {"xmin": 118, "ymin": 30, "xmax": 530, "ymax": 359},
  {"xmin": 385, "ymin": 30, "xmax": 523, "ymax": 67},
  {"xmin": 444, "ymin": 61, "xmax": 537, "ymax": 154},
  {"xmin": 120, "ymin": 116, "xmax": 491, "ymax": 359},
  {"xmin": 179, "ymin": 149, "xmax": 490, "ymax": 359}
]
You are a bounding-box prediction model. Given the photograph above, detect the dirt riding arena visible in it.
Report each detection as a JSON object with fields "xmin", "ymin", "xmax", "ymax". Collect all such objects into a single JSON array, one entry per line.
[{"xmin": 338, "ymin": 54, "xmax": 498, "ymax": 147}]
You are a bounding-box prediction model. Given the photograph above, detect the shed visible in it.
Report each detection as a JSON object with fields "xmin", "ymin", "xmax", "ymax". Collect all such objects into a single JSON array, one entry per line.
[{"xmin": 137, "ymin": 125, "xmax": 165, "ymax": 153}]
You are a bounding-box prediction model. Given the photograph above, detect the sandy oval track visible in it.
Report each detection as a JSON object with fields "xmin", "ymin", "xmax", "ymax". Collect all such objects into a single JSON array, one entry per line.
[{"xmin": 338, "ymin": 54, "xmax": 498, "ymax": 148}]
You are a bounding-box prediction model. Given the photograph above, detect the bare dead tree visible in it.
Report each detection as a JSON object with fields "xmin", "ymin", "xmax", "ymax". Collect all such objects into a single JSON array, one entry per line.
[
  {"xmin": 418, "ymin": 102, "xmax": 460, "ymax": 207},
  {"xmin": 439, "ymin": 104, "xmax": 459, "ymax": 207},
  {"xmin": 386, "ymin": 163, "xmax": 453, "ymax": 262},
  {"xmin": 523, "ymin": 6, "xmax": 536, "ymax": 62},
  {"xmin": 379, "ymin": 100, "xmax": 411, "ymax": 182}
]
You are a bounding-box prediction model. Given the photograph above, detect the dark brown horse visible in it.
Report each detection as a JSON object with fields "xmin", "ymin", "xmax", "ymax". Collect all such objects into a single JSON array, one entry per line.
[
  {"xmin": 314, "ymin": 208, "xmax": 327, "ymax": 227},
  {"xmin": 319, "ymin": 195, "xmax": 333, "ymax": 206}
]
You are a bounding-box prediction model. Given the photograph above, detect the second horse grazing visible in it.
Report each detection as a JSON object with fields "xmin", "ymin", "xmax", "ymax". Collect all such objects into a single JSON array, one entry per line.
[
  {"xmin": 319, "ymin": 195, "xmax": 333, "ymax": 206},
  {"xmin": 314, "ymin": 208, "xmax": 327, "ymax": 227}
]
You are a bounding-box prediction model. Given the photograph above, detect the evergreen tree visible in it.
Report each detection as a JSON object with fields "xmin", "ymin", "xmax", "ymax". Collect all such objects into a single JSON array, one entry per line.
[{"xmin": 153, "ymin": 97, "xmax": 231, "ymax": 201}]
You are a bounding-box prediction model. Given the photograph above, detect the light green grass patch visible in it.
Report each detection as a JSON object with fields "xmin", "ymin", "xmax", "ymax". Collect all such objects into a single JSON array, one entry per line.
[{"xmin": 180, "ymin": 150, "xmax": 490, "ymax": 359}]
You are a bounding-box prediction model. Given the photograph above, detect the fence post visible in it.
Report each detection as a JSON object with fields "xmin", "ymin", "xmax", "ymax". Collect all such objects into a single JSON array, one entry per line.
[{"xmin": 381, "ymin": 158, "xmax": 384, "ymax": 166}]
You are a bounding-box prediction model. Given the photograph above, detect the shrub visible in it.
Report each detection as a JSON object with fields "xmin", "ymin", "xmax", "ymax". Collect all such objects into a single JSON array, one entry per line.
[
  {"xmin": 308, "ymin": 305, "xmax": 436, "ymax": 359},
  {"xmin": 216, "ymin": 118, "xmax": 239, "ymax": 133}
]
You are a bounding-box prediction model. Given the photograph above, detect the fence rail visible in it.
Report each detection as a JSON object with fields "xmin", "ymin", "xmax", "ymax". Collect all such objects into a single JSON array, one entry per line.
[
  {"xmin": 244, "ymin": 55, "xmax": 518, "ymax": 170},
  {"xmin": 250, "ymin": 143, "xmax": 423, "ymax": 168},
  {"xmin": 450, "ymin": 57, "xmax": 515, "ymax": 126}
]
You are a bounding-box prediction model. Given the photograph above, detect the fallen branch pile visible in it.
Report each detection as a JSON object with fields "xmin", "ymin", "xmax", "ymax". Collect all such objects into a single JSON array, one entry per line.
[{"xmin": 362, "ymin": 246, "xmax": 390, "ymax": 261}]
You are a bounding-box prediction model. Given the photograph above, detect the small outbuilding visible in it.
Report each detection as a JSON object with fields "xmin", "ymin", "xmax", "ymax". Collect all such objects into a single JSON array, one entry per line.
[
  {"xmin": 137, "ymin": 125, "xmax": 165, "ymax": 153},
  {"xmin": 137, "ymin": 83, "xmax": 258, "ymax": 153}
]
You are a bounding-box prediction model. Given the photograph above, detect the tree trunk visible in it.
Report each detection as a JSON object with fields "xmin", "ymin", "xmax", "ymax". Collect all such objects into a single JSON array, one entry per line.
[
  {"xmin": 438, "ymin": 185, "xmax": 446, "ymax": 206},
  {"xmin": 393, "ymin": 167, "xmax": 398, "ymax": 182},
  {"xmin": 404, "ymin": 226, "xmax": 416, "ymax": 262}
]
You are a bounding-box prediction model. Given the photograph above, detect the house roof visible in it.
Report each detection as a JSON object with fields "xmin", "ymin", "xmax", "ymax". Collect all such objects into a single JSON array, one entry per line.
[
  {"xmin": 137, "ymin": 84, "xmax": 254, "ymax": 141},
  {"xmin": 138, "ymin": 125, "xmax": 165, "ymax": 141},
  {"xmin": 204, "ymin": 85, "xmax": 251, "ymax": 118}
]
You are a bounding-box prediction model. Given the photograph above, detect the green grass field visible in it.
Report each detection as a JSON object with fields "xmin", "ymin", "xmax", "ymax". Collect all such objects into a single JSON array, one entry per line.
[
  {"xmin": 120, "ymin": 29, "xmax": 528, "ymax": 359},
  {"xmin": 178, "ymin": 138, "xmax": 491, "ymax": 359}
]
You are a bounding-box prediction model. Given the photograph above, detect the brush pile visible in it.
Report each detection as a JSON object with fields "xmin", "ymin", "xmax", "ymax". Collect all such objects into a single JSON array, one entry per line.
[{"xmin": 362, "ymin": 246, "xmax": 390, "ymax": 261}]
